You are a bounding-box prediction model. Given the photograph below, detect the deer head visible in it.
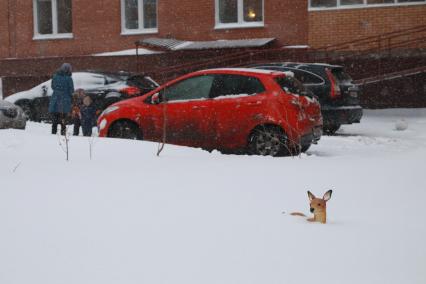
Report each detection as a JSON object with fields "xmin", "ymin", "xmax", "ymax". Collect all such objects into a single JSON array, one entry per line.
[{"xmin": 307, "ymin": 190, "xmax": 332, "ymax": 223}]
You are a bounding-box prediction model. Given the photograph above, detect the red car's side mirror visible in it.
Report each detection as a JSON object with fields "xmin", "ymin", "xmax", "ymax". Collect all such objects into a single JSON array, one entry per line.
[{"xmin": 151, "ymin": 93, "xmax": 162, "ymax": 104}]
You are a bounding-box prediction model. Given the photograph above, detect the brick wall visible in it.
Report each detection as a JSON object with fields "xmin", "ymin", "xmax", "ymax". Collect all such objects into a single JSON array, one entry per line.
[
  {"xmin": 309, "ymin": 5, "xmax": 426, "ymax": 48},
  {"xmin": 0, "ymin": 0, "xmax": 309, "ymax": 59},
  {"xmin": 0, "ymin": 1, "xmax": 10, "ymax": 58},
  {"xmin": 2, "ymin": 2, "xmax": 426, "ymax": 59}
]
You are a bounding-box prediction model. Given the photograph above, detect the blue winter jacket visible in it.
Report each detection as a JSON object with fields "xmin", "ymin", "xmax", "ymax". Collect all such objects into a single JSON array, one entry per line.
[
  {"xmin": 48, "ymin": 72, "xmax": 74, "ymax": 114},
  {"xmin": 80, "ymin": 104, "xmax": 97, "ymax": 130}
]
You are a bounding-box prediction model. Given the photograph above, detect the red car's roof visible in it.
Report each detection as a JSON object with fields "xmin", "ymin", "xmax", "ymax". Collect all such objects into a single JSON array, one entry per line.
[
  {"xmin": 197, "ymin": 68, "xmax": 292, "ymax": 77},
  {"xmin": 131, "ymin": 67, "xmax": 294, "ymax": 103}
]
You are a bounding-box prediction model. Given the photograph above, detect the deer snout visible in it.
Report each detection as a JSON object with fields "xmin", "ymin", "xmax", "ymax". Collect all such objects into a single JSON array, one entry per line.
[{"xmin": 310, "ymin": 207, "xmax": 314, "ymax": 213}]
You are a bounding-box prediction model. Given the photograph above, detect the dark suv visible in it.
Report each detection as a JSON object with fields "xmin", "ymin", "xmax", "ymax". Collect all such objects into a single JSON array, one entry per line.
[{"xmin": 250, "ymin": 63, "xmax": 363, "ymax": 134}]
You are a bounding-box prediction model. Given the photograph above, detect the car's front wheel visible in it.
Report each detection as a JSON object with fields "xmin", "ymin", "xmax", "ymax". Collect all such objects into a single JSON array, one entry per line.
[
  {"xmin": 108, "ymin": 120, "xmax": 142, "ymax": 140},
  {"xmin": 248, "ymin": 126, "xmax": 288, "ymax": 157},
  {"xmin": 301, "ymin": 144, "xmax": 310, "ymax": 153},
  {"xmin": 323, "ymin": 124, "xmax": 341, "ymax": 135}
]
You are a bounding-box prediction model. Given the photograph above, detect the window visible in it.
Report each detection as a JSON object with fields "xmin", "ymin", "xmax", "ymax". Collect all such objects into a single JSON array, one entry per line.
[
  {"xmin": 216, "ymin": 0, "xmax": 263, "ymax": 28},
  {"xmin": 211, "ymin": 75, "xmax": 265, "ymax": 97},
  {"xmin": 121, "ymin": 0, "xmax": 158, "ymax": 34},
  {"xmin": 163, "ymin": 76, "xmax": 215, "ymax": 102},
  {"xmin": 309, "ymin": 0, "xmax": 425, "ymax": 9},
  {"xmin": 275, "ymin": 76, "xmax": 306, "ymax": 96},
  {"xmin": 367, "ymin": 0, "xmax": 394, "ymax": 3},
  {"xmin": 33, "ymin": 0, "xmax": 72, "ymax": 39},
  {"xmin": 331, "ymin": 69, "xmax": 353, "ymax": 83},
  {"xmin": 310, "ymin": 0, "xmax": 337, "ymax": 8},
  {"xmin": 341, "ymin": 0, "xmax": 364, "ymax": 5},
  {"xmin": 292, "ymin": 70, "xmax": 324, "ymax": 85}
]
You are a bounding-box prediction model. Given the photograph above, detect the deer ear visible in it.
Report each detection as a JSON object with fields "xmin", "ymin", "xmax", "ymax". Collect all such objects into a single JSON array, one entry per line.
[
  {"xmin": 307, "ymin": 191, "xmax": 316, "ymax": 201},
  {"xmin": 323, "ymin": 190, "xmax": 333, "ymax": 201}
]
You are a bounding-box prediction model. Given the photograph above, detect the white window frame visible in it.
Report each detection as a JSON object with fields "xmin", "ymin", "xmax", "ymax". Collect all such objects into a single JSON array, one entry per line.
[
  {"xmin": 215, "ymin": 0, "xmax": 264, "ymax": 29},
  {"xmin": 33, "ymin": 0, "xmax": 73, "ymax": 40},
  {"xmin": 121, "ymin": 0, "xmax": 158, "ymax": 35},
  {"xmin": 309, "ymin": 0, "xmax": 426, "ymax": 11}
]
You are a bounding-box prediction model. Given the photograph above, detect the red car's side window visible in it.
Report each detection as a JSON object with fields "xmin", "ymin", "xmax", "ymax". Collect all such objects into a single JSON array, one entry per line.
[
  {"xmin": 210, "ymin": 74, "xmax": 265, "ymax": 98},
  {"xmin": 163, "ymin": 75, "xmax": 215, "ymax": 102},
  {"xmin": 275, "ymin": 76, "xmax": 305, "ymax": 95}
]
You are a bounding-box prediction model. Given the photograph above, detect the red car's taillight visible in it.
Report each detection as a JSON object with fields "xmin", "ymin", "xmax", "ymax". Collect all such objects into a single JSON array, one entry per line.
[
  {"xmin": 326, "ymin": 69, "xmax": 341, "ymax": 99},
  {"xmin": 120, "ymin": 86, "xmax": 140, "ymax": 96}
]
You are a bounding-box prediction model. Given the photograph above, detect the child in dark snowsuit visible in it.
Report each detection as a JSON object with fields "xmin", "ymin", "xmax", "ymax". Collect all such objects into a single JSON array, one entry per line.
[{"xmin": 80, "ymin": 96, "xmax": 96, "ymax": 137}]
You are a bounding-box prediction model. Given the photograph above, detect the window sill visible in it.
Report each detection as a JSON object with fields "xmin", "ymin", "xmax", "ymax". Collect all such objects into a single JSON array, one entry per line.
[
  {"xmin": 214, "ymin": 22, "xmax": 265, "ymax": 30},
  {"xmin": 309, "ymin": 2, "xmax": 426, "ymax": 12},
  {"xmin": 121, "ymin": 29, "xmax": 159, "ymax": 36},
  {"xmin": 33, "ymin": 33, "xmax": 74, "ymax": 41}
]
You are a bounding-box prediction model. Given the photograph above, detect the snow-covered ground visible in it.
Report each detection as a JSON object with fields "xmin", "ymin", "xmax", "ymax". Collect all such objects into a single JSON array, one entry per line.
[{"xmin": 1, "ymin": 109, "xmax": 426, "ymax": 284}]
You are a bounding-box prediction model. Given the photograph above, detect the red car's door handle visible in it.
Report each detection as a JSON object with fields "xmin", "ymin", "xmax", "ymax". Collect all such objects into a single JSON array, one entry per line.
[{"xmin": 192, "ymin": 105, "xmax": 207, "ymax": 110}]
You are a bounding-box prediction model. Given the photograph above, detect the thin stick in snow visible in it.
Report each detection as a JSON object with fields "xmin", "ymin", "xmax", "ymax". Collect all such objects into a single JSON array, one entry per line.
[
  {"xmin": 57, "ymin": 125, "xmax": 70, "ymax": 161},
  {"xmin": 88, "ymin": 133, "xmax": 97, "ymax": 160},
  {"xmin": 12, "ymin": 162, "xmax": 21, "ymax": 173}
]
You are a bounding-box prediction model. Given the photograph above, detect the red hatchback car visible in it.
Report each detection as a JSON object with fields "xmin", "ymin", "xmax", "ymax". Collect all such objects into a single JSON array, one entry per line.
[{"xmin": 98, "ymin": 68, "xmax": 323, "ymax": 156}]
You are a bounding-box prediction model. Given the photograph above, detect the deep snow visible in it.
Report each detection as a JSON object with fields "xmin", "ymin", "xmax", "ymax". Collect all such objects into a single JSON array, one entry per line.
[{"xmin": 1, "ymin": 109, "xmax": 426, "ymax": 284}]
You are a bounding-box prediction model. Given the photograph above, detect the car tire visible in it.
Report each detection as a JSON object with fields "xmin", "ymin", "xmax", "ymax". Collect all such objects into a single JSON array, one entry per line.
[
  {"xmin": 108, "ymin": 120, "xmax": 142, "ymax": 140},
  {"xmin": 323, "ymin": 124, "xmax": 341, "ymax": 135},
  {"xmin": 248, "ymin": 125, "xmax": 288, "ymax": 157},
  {"xmin": 16, "ymin": 101, "xmax": 32, "ymax": 121},
  {"xmin": 301, "ymin": 144, "xmax": 310, "ymax": 153}
]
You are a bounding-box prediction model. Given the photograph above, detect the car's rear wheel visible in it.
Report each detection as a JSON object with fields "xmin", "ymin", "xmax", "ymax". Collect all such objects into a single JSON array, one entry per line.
[
  {"xmin": 323, "ymin": 124, "xmax": 341, "ymax": 135},
  {"xmin": 108, "ymin": 121, "xmax": 142, "ymax": 140},
  {"xmin": 248, "ymin": 126, "xmax": 288, "ymax": 157}
]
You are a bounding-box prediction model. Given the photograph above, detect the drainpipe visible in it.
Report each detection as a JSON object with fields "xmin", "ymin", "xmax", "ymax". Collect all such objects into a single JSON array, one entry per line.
[
  {"xmin": 0, "ymin": 77, "xmax": 3, "ymax": 100},
  {"xmin": 7, "ymin": 0, "xmax": 11, "ymax": 58},
  {"xmin": 7, "ymin": 0, "xmax": 16, "ymax": 58}
]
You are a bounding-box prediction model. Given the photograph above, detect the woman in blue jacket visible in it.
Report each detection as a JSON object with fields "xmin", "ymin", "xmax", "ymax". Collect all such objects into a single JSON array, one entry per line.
[{"xmin": 49, "ymin": 63, "xmax": 74, "ymax": 135}]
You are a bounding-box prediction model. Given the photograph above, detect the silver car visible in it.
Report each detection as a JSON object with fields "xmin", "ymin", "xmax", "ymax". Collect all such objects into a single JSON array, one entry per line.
[{"xmin": 0, "ymin": 100, "xmax": 26, "ymax": 129}]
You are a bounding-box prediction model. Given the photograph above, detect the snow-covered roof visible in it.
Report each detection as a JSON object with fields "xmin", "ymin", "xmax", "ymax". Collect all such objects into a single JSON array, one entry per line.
[
  {"xmin": 282, "ymin": 45, "xmax": 310, "ymax": 49},
  {"xmin": 93, "ymin": 48, "xmax": 161, "ymax": 57},
  {"xmin": 138, "ymin": 38, "xmax": 276, "ymax": 51},
  {"xmin": 202, "ymin": 68, "xmax": 294, "ymax": 77}
]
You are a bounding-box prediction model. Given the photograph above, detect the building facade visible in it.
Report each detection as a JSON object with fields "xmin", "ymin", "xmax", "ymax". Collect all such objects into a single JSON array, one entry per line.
[{"xmin": 0, "ymin": 0, "xmax": 425, "ymax": 59}]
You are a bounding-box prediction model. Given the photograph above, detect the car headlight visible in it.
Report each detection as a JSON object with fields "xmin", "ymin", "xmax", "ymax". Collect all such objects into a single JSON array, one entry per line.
[
  {"xmin": 102, "ymin": 105, "xmax": 119, "ymax": 116},
  {"xmin": 99, "ymin": 118, "xmax": 107, "ymax": 130}
]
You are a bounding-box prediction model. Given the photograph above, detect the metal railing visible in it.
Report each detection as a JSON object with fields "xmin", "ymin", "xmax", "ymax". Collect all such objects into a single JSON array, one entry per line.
[
  {"xmin": 139, "ymin": 24, "xmax": 426, "ymax": 83},
  {"xmin": 317, "ymin": 24, "xmax": 426, "ymax": 53}
]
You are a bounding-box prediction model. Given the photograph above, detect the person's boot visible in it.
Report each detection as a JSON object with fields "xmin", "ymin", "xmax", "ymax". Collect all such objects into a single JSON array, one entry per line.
[{"xmin": 52, "ymin": 124, "xmax": 57, "ymax": 135}]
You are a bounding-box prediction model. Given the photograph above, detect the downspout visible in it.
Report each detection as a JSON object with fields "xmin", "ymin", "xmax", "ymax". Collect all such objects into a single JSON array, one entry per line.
[
  {"xmin": 7, "ymin": 0, "xmax": 16, "ymax": 58},
  {"xmin": 7, "ymin": 0, "xmax": 11, "ymax": 58},
  {"xmin": 0, "ymin": 77, "xmax": 3, "ymax": 99}
]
